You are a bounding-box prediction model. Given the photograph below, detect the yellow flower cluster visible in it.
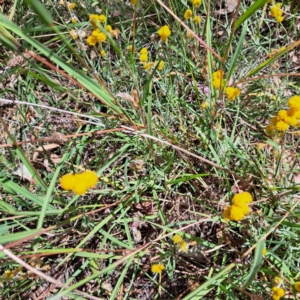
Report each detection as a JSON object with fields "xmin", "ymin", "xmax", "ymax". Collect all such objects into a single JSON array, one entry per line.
[
  {"xmin": 192, "ymin": 0, "xmax": 202, "ymax": 7},
  {"xmin": 89, "ymin": 14, "xmax": 106, "ymax": 28},
  {"xmin": 265, "ymin": 95, "xmax": 300, "ymax": 136},
  {"xmin": 223, "ymin": 192, "xmax": 253, "ymax": 222},
  {"xmin": 270, "ymin": 3, "xmax": 284, "ymax": 23},
  {"xmin": 212, "ymin": 70, "xmax": 225, "ymax": 89},
  {"xmin": 172, "ymin": 234, "xmax": 189, "ymax": 252},
  {"xmin": 184, "ymin": 9, "xmax": 193, "ymax": 20},
  {"xmin": 225, "ymin": 87, "xmax": 241, "ymax": 101},
  {"xmin": 139, "ymin": 47, "xmax": 148, "ymax": 62},
  {"xmin": 68, "ymin": 3, "xmax": 76, "ymax": 10},
  {"xmin": 158, "ymin": 25, "xmax": 171, "ymax": 42},
  {"xmin": 60, "ymin": 170, "xmax": 98, "ymax": 195},
  {"xmin": 272, "ymin": 286, "xmax": 285, "ymax": 300},
  {"xmin": 151, "ymin": 264, "xmax": 165, "ymax": 274}
]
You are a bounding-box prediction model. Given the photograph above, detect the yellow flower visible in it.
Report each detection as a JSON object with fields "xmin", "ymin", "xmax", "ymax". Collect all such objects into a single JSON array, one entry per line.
[
  {"xmin": 272, "ymin": 286, "xmax": 285, "ymax": 300},
  {"xmin": 96, "ymin": 32, "xmax": 107, "ymax": 42},
  {"xmin": 100, "ymin": 50, "xmax": 106, "ymax": 57},
  {"xmin": 82, "ymin": 170, "xmax": 98, "ymax": 188},
  {"xmin": 86, "ymin": 35, "xmax": 97, "ymax": 46},
  {"xmin": 158, "ymin": 25, "xmax": 171, "ymax": 42},
  {"xmin": 276, "ymin": 120, "xmax": 289, "ymax": 131},
  {"xmin": 140, "ymin": 47, "xmax": 148, "ymax": 55},
  {"xmin": 98, "ymin": 14, "xmax": 106, "ymax": 23},
  {"xmin": 60, "ymin": 171, "xmax": 98, "ymax": 195},
  {"xmin": 232, "ymin": 192, "xmax": 253, "ymax": 205},
  {"xmin": 71, "ymin": 17, "xmax": 78, "ymax": 23},
  {"xmin": 192, "ymin": 0, "xmax": 202, "ymax": 7},
  {"xmin": 105, "ymin": 25, "xmax": 112, "ymax": 32},
  {"xmin": 294, "ymin": 281, "xmax": 300, "ymax": 292},
  {"xmin": 60, "ymin": 173, "xmax": 76, "ymax": 190},
  {"xmin": 200, "ymin": 101, "xmax": 209, "ymax": 109},
  {"xmin": 186, "ymin": 31, "xmax": 194, "ymax": 39},
  {"xmin": 157, "ymin": 61, "xmax": 165, "ymax": 70},
  {"xmin": 89, "ymin": 14, "xmax": 106, "ymax": 28},
  {"xmin": 184, "ymin": 9, "xmax": 192, "ymax": 20},
  {"xmin": 229, "ymin": 205, "xmax": 245, "ymax": 221},
  {"xmin": 139, "ymin": 53, "xmax": 148, "ymax": 63},
  {"xmin": 144, "ymin": 62, "xmax": 154, "ymax": 70},
  {"xmin": 69, "ymin": 29, "xmax": 78, "ymax": 40},
  {"xmin": 288, "ymin": 95, "xmax": 300, "ymax": 111},
  {"xmin": 179, "ymin": 241, "xmax": 189, "ymax": 253},
  {"xmin": 131, "ymin": 0, "xmax": 136, "ymax": 4},
  {"xmin": 223, "ymin": 206, "xmax": 231, "ymax": 220},
  {"xmin": 277, "ymin": 109, "xmax": 288, "ymax": 120},
  {"xmin": 72, "ymin": 180, "xmax": 88, "ymax": 195},
  {"xmin": 212, "ymin": 70, "xmax": 225, "ymax": 89},
  {"xmin": 270, "ymin": 3, "xmax": 284, "ymax": 23},
  {"xmin": 151, "ymin": 264, "xmax": 165, "ymax": 274},
  {"xmin": 274, "ymin": 276, "xmax": 281, "ymax": 284},
  {"xmin": 172, "ymin": 234, "xmax": 183, "ymax": 244},
  {"xmin": 262, "ymin": 248, "xmax": 267, "ymax": 256},
  {"xmin": 225, "ymin": 87, "xmax": 240, "ymax": 101},
  {"xmin": 193, "ymin": 15, "xmax": 201, "ymax": 24},
  {"xmin": 68, "ymin": 3, "xmax": 76, "ymax": 9}
]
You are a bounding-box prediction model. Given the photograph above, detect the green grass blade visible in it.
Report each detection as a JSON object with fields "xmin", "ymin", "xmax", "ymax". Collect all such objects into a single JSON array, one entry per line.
[
  {"xmin": 234, "ymin": 0, "xmax": 268, "ymax": 30},
  {"xmin": 242, "ymin": 239, "xmax": 266, "ymax": 288},
  {"xmin": 182, "ymin": 263, "xmax": 236, "ymax": 300},
  {"xmin": 226, "ymin": 20, "xmax": 248, "ymax": 81}
]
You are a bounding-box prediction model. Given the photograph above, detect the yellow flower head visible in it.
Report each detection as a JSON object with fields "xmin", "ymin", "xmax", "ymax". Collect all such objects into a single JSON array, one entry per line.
[
  {"xmin": 262, "ymin": 248, "xmax": 267, "ymax": 256},
  {"xmin": 233, "ymin": 192, "xmax": 253, "ymax": 205},
  {"xmin": 71, "ymin": 17, "xmax": 78, "ymax": 24},
  {"xmin": 105, "ymin": 25, "xmax": 112, "ymax": 32},
  {"xmin": 68, "ymin": 3, "xmax": 76, "ymax": 10},
  {"xmin": 288, "ymin": 95, "xmax": 300, "ymax": 111},
  {"xmin": 151, "ymin": 264, "xmax": 165, "ymax": 274},
  {"xmin": 201, "ymin": 101, "xmax": 209, "ymax": 109},
  {"xmin": 86, "ymin": 35, "xmax": 97, "ymax": 46},
  {"xmin": 100, "ymin": 50, "xmax": 106, "ymax": 57},
  {"xmin": 139, "ymin": 53, "xmax": 148, "ymax": 63},
  {"xmin": 60, "ymin": 170, "xmax": 98, "ymax": 195},
  {"xmin": 270, "ymin": 3, "xmax": 284, "ymax": 23},
  {"xmin": 144, "ymin": 62, "xmax": 154, "ymax": 70},
  {"xmin": 186, "ymin": 31, "xmax": 194, "ymax": 39},
  {"xmin": 294, "ymin": 281, "xmax": 300, "ymax": 292},
  {"xmin": 272, "ymin": 286, "xmax": 285, "ymax": 300},
  {"xmin": 276, "ymin": 120, "xmax": 289, "ymax": 131},
  {"xmin": 158, "ymin": 25, "xmax": 171, "ymax": 42},
  {"xmin": 192, "ymin": 0, "xmax": 202, "ymax": 7},
  {"xmin": 179, "ymin": 241, "xmax": 189, "ymax": 253},
  {"xmin": 274, "ymin": 276, "xmax": 281, "ymax": 284},
  {"xmin": 172, "ymin": 234, "xmax": 183, "ymax": 244},
  {"xmin": 157, "ymin": 61, "xmax": 165, "ymax": 70},
  {"xmin": 225, "ymin": 87, "xmax": 241, "ymax": 101},
  {"xmin": 96, "ymin": 32, "xmax": 107, "ymax": 42},
  {"xmin": 265, "ymin": 124, "xmax": 276, "ymax": 137},
  {"xmin": 89, "ymin": 14, "xmax": 106, "ymax": 28},
  {"xmin": 60, "ymin": 173, "xmax": 76, "ymax": 190},
  {"xmin": 140, "ymin": 47, "xmax": 148, "ymax": 55},
  {"xmin": 131, "ymin": 0, "xmax": 136, "ymax": 4},
  {"xmin": 229, "ymin": 205, "xmax": 245, "ymax": 221},
  {"xmin": 184, "ymin": 9, "xmax": 192, "ymax": 20},
  {"xmin": 193, "ymin": 15, "xmax": 201, "ymax": 24},
  {"xmin": 81, "ymin": 170, "xmax": 98, "ymax": 188},
  {"xmin": 212, "ymin": 70, "xmax": 225, "ymax": 89}
]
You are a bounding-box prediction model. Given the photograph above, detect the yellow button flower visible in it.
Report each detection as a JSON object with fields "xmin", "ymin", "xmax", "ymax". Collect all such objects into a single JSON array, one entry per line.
[
  {"xmin": 151, "ymin": 264, "xmax": 165, "ymax": 274},
  {"xmin": 158, "ymin": 25, "xmax": 171, "ymax": 42}
]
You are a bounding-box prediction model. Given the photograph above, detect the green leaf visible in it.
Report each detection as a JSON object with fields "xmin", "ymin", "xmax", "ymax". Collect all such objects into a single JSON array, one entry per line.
[
  {"xmin": 166, "ymin": 173, "xmax": 208, "ymax": 185},
  {"xmin": 24, "ymin": 0, "xmax": 53, "ymax": 26},
  {"xmin": 242, "ymin": 239, "xmax": 266, "ymax": 288},
  {"xmin": 234, "ymin": 0, "xmax": 268, "ymax": 30}
]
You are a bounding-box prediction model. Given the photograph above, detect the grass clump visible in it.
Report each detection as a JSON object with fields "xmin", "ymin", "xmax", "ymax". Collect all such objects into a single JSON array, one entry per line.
[{"xmin": 0, "ymin": 0, "xmax": 300, "ymax": 299}]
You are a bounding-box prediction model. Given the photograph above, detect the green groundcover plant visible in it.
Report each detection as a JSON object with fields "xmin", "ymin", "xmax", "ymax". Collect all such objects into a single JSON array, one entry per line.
[{"xmin": 1, "ymin": 0, "xmax": 300, "ymax": 299}]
